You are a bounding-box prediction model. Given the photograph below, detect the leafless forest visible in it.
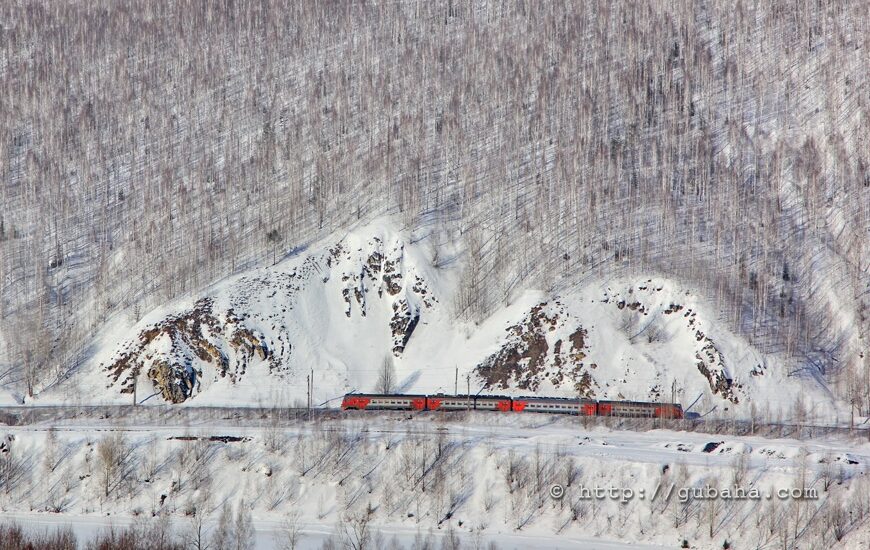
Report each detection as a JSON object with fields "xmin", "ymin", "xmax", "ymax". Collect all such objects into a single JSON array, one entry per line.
[{"xmin": 0, "ymin": 1, "xmax": 867, "ymax": 401}]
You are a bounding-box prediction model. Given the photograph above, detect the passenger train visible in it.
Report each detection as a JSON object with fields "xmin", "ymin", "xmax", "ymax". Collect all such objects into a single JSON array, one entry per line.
[{"xmin": 341, "ymin": 393, "xmax": 683, "ymax": 419}]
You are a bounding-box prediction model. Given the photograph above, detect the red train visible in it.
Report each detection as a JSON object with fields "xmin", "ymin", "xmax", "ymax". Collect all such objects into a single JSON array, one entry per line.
[{"xmin": 341, "ymin": 393, "xmax": 683, "ymax": 419}]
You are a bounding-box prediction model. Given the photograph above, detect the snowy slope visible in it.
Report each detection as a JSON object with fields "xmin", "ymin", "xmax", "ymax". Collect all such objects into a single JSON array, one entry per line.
[
  {"xmin": 2, "ymin": 415, "xmax": 870, "ymax": 549},
  {"xmin": 42, "ymin": 221, "xmax": 836, "ymax": 419}
]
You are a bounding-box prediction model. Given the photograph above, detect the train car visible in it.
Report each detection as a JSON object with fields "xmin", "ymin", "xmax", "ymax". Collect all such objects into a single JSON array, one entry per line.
[
  {"xmin": 655, "ymin": 403, "xmax": 684, "ymax": 419},
  {"xmin": 512, "ymin": 396, "xmax": 597, "ymax": 415},
  {"xmin": 598, "ymin": 400, "xmax": 653, "ymax": 417},
  {"xmin": 426, "ymin": 394, "xmax": 473, "ymax": 411},
  {"xmin": 472, "ymin": 395, "xmax": 513, "ymax": 412},
  {"xmin": 341, "ymin": 393, "xmax": 426, "ymax": 411},
  {"xmin": 598, "ymin": 400, "xmax": 677, "ymax": 418}
]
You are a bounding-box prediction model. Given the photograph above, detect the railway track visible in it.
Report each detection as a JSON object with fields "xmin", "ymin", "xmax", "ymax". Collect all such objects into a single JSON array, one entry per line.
[{"xmin": 0, "ymin": 404, "xmax": 867, "ymax": 441}]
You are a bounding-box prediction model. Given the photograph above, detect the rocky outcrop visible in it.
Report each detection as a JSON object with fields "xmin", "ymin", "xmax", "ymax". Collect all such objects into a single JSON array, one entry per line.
[
  {"xmin": 390, "ymin": 300, "xmax": 420, "ymax": 356},
  {"xmin": 695, "ymin": 330, "xmax": 740, "ymax": 403},
  {"xmin": 103, "ymin": 230, "xmax": 437, "ymax": 403},
  {"xmin": 603, "ymin": 283, "xmax": 744, "ymax": 404},
  {"xmin": 103, "ymin": 298, "xmax": 274, "ymax": 402},
  {"xmin": 147, "ymin": 361, "xmax": 195, "ymax": 403},
  {"xmin": 334, "ymin": 236, "xmax": 433, "ymax": 354},
  {"xmin": 476, "ymin": 302, "xmax": 593, "ymax": 393},
  {"xmin": 476, "ymin": 282, "xmax": 749, "ymax": 404}
]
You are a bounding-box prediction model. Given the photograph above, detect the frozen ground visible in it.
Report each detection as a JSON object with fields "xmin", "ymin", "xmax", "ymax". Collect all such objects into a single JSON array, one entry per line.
[
  {"xmin": 2, "ymin": 412, "xmax": 870, "ymax": 548},
  {"xmin": 3, "ymin": 512, "xmax": 671, "ymax": 550}
]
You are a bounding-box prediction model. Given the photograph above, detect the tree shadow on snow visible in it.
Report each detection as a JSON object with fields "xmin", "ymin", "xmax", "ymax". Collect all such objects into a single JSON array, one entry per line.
[{"xmin": 397, "ymin": 370, "xmax": 421, "ymax": 393}]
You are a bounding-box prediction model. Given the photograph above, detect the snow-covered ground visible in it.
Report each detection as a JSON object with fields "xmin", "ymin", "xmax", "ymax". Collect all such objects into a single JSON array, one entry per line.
[
  {"xmin": 3, "ymin": 511, "xmax": 671, "ymax": 550},
  {"xmin": 3, "ymin": 222, "xmax": 858, "ymax": 549},
  {"xmin": 26, "ymin": 221, "xmax": 840, "ymax": 424},
  {"xmin": 2, "ymin": 413, "xmax": 869, "ymax": 548}
]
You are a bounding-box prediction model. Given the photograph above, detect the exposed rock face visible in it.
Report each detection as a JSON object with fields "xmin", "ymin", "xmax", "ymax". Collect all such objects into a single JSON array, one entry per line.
[
  {"xmin": 102, "ymin": 230, "xmax": 436, "ymax": 403},
  {"xmin": 475, "ymin": 281, "xmax": 748, "ymax": 405},
  {"xmin": 476, "ymin": 301, "xmax": 594, "ymax": 394},
  {"xmin": 382, "ymin": 257, "xmax": 403, "ymax": 296},
  {"xmin": 662, "ymin": 298, "xmax": 741, "ymax": 403},
  {"xmin": 334, "ymin": 236, "xmax": 433, "ymax": 355},
  {"xmin": 695, "ymin": 331, "xmax": 740, "ymax": 403},
  {"xmin": 104, "ymin": 298, "xmax": 273, "ymax": 402},
  {"xmin": 390, "ymin": 300, "xmax": 420, "ymax": 356},
  {"xmin": 606, "ymin": 284, "xmax": 744, "ymax": 404},
  {"xmin": 0, "ymin": 435, "xmax": 14, "ymax": 454},
  {"xmin": 147, "ymin": 361, "xmax": 194, "ymax": 404}
]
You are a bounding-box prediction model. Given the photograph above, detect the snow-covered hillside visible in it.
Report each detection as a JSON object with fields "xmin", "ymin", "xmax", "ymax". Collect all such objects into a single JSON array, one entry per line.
[
  {"xmin": 2, "ymin": 414, "xmax": 870, "ymax": 549},
  {"xmin": 2, "ymin": 0, "xmax": 867, "ymax": 415},
  {"xmin": 39, "ymin": 222, "xmax": 834, "ymax": 419}
]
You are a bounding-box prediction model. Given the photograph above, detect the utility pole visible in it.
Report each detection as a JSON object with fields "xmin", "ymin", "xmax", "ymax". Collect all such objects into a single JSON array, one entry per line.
[
  {"xmin": 466, "ymin": 374, "xmax": 471, "ymax": 410},
  {"xmin": 132, "ymin": 378, "xmax": 137, "ymax": 407},
  {"xmin": 306, "ymin": 374, "xmax": 310, "ymax": 421},
  {"xmin": 310, "ymin": 368, "xmax": 314, "ymax": 421}
]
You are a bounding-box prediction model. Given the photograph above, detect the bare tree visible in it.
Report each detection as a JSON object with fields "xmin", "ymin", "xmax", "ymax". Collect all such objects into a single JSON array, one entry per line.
[
  {"xmin": 340, "ymin": 503, "xmax": 375, "ymax": 550},
  {"xmin": 440, "ymin": 524, "xmax": 461, "ymax": 550},
  {"xmin": 234, "ymin": 499, "xmax": 254, "ymax": 550},
  {"xmin": 211, "ymin": 502, "xmax": 234, "ymax": 550},
  {"xmin": 376, "ymin": 356, "xmax": 396, "ymax": 394},
  {"xmin": 96, "ymin": 433, "xmax": 131, "ymax": 499},
  {"xmin": 43, "ymin": 427, "xmax": 59, "ymax": 474},
  {"xmin": 0, "ymin": 443, "xmax": 29, "ymax": 496},
  {"xmin": 730, "ymin": 454, "xmax": 748, "ymax": 487},
  {"xmin": 182, "ymin": 493, "xmax": 213, "ymax": 550},
  {"xmin": 275, "ymin": 510, "xmax": 303, "ymax": 550},
  {"xmin": 703, "ymin": 475, "xmax": 723, "ymax": 539},
  {"xmin": 264, "ymin": 420, "xmax": 286, "ymax": 454}
]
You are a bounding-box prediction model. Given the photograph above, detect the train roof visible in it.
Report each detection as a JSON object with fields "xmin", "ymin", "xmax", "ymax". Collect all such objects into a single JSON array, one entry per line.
[
  {"xmin": 345, "ymin": 393, "xmax": 514, "ymax": 399},
  {"xmin": 598, "ymin": 399, "xmax": 682, "ymax": 407},
  {"xmin": 343, "ymin": 393, "xmax": 428, "ymax": 398},
  {"xmin": 344, "ymin": 393, "xmax": 681, "ymax": 408},
  {"xmin": 513, "ymin": 396, "xmax": 597, "ymax": 402},
  {"xmin": 472, "ymin": 394, "xmax": 513, "ymax": 400}
]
